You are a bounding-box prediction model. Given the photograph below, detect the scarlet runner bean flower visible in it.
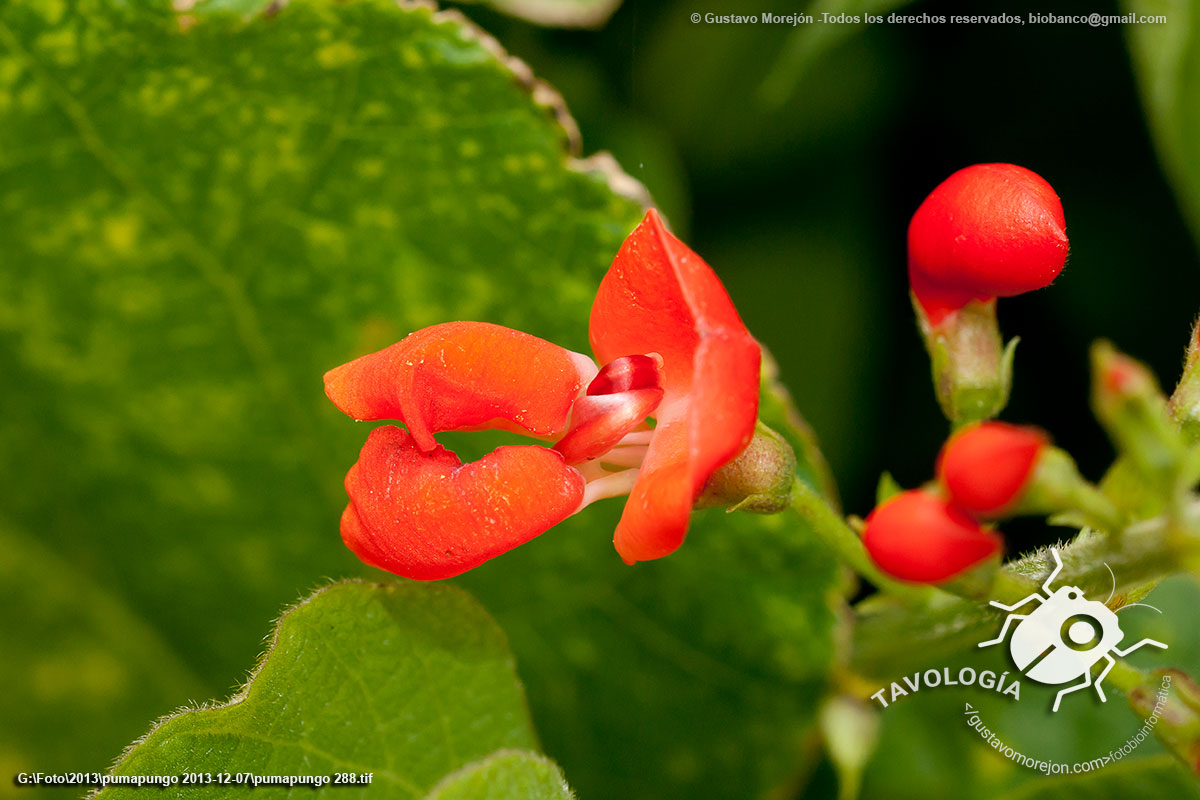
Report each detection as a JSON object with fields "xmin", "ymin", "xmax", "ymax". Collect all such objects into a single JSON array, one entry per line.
[
  {"xmin": 861, "ymin": 489, "xmax": 1001, "ymax": 583},
  {"xmin": 324, "ymin": 210, "xmax": 764, "ymax": 580},
  {"xmin": 936, "ymin": 418, "xmax": 1123, "ymax": 531},
  {"xmin": 908, "ymin": 163, "xmax": 1069, "ymax": 325},
  {"xmin": 907, "ymin": 163, "xmax": 1069, "ymax": 425},
  {"xmin": 937, "ymin": 421, "xmax": 1049, "ymax": 516}
]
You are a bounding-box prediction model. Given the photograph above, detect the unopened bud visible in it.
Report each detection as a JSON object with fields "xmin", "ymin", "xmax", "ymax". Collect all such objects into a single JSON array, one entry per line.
[
  {"xmin": 937, "ymin": 421, "xmax": 1123, "ymax": 531},
  {"xmin": 1091, "ymin": 341, "xmax": 1186, "ymax": 492},
  {"xmin": 908, "ymin": 164, "xmax": 1068, "ymax": 313},
  {"xmin": 938, "ymin": 421, "xmax": 1047, "ymax": 515},
  {"xmin": 862, "ymin": 489, "xmax": 1001, "ymax": 584},
  {"xmin": 907, "ymin": 163, "xmax": 1067, "ymax": 426}
]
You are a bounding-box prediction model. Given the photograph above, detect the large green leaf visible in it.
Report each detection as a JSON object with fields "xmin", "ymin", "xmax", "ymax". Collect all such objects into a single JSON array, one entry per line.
[
  {"xmin": 1125, "ymin": 0, "xmax": 1200, "ymax": 250},
  {"xmin": 97, "ymin": 581, "xmax": 551, "ymax": 799},
  {"xmin": 426, "ymin": 751, "xmax": 574, "ymax": 799},
  {"xmin": 0, "ymin": 1, "xmax": 842, "ymax": 797},
  {"xmin": 0, "ymin": 0, "xmax": 639, "ymax": 779},
  {"xmin": 460, "ymin": 371, "xmax": 843, "ymax": 799},
  {"xmin": 997, "ymin": 756, "xmax": 1199, "ymax": 800}
]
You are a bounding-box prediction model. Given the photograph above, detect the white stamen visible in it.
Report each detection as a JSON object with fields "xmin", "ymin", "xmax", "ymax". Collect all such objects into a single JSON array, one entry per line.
[
  {"xmin": 580, "ymin": 468, "xmax": 642, "ymax": 509},
  {"xmin": 598, "ymin": 445, "xmax": 649, "ymax": 468},
  {"xmin": 616, "ymin": 430, "xmax": 655, "ymax": 446},
  {"xmin": 575, "ymin": 460, "xmax": 611, "ymax": 483}
]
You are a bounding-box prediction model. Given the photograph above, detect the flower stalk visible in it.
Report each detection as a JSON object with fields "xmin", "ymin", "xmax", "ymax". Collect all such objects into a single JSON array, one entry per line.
[
  {"xmin": 789, "ymin": 478, "xmax": 935, "ymax": 603},
  {"xmin": 850, "ymin": 502, "xmax": 1200, "ymax": 681}
]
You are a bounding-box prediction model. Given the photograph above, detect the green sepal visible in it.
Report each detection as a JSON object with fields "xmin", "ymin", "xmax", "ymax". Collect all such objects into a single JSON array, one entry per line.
[
  {"xmin": 913, "ymin": 294, "xmax": 1015, "ymax": 427},
  {"xmin": 874, "ymin": 472, "xmax": 904, "ymax": 506}
]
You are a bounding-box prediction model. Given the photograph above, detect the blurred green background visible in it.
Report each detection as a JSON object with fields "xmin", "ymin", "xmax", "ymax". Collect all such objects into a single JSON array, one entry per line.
[{"xmin": 3, "ymin": 0, "xmax": 1199, "ymax": 798}]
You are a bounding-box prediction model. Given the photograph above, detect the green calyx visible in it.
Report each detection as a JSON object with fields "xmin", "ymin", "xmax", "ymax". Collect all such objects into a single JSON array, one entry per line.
[
  {"xmin": 696, "ymin": 421, "xmax": 797, "ymax": 513},
  {"xmin": 1017, "ymin": 446, "xmax": 1126, "ymax": 532},
  {"xmin": 913, "ymin": 295, "xmax": 1016, "ymax": 427}
]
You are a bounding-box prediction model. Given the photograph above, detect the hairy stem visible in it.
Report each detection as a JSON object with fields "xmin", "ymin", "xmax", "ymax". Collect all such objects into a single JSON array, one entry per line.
[
  {"xmin": 850, "ymin": 503, "xmax": 1200, "ymax": 681},
  {"xmin": 789, "ymin": 477, "xmax": 934, "ymax": 604}
]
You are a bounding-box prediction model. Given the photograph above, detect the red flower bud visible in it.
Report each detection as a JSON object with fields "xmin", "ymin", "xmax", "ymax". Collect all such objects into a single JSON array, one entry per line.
[
  {"xmin": 862, "ymin": 490, "xmax": 1001, "ymax": 583},
  {"xmin": 937, "ymin": 421, "xmax": 1049, "ymax": 516},
  {"xmin": 908, "ymin": 163, "xmax": 1068, "ymax": 324}
]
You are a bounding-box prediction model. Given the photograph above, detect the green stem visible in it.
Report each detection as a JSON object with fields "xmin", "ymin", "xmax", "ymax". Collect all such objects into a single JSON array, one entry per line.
[
  {"xmin": 851, "ymin": 503, "xmax": 1200, "ymax": 680},
  {"xmin": 1070, "ymin": 482, "xmax": 1125, "ymax": 532},
  {"xmin": 789, "ymin": 477, "xmax": 933, "ymax": 604},
  {"xmin": 1103, "ymin": 657, "xmax": 1147, "ymax": 694}
]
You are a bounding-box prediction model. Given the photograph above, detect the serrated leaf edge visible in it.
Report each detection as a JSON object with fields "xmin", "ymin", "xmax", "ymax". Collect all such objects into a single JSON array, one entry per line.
[
  {"xmin": 475, "ymin": 0, "xmax": 621, "ymax": 30},
  {"xmin": 404, "ymin": 0, "xmax": 651, "ymax": 207},
  {"xmin": 176, "ymin": 0, "xmax": 652, "ymax": 208}
]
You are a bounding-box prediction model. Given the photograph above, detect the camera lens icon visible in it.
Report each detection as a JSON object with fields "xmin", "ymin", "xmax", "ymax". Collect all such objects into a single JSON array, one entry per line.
[{"xmin": 1061, "ymin": 614, "xmax": 1103, "ymax": 651}]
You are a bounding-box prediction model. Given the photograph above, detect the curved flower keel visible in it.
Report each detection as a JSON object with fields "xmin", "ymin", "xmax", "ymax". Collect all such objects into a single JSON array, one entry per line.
[{"xmin": 341, "ymin": 426, "xmax": 585, "ymax": 580}]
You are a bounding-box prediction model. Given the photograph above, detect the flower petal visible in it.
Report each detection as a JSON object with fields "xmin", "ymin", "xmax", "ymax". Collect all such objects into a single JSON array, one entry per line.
[
  {"xmin": 554, "ymin": 354, "xmax": 665, "ymax": 465},
  {"xmin": 689, "ymin": 331, "xmax": 762, "ymax": 484},
  {"xmin": 611, "ymin": 413, "xmax": 690, "ymax": 563},
  {"xmin": 591, "ymin": 212, "xmax": 761, "ymax": 562},
  {"xmin": 612, "ymin": 331, "xmax": 761, "ymax": 563},
  {"xmin": 590, "ymin": 209, "xmax": 755, "ymax": 398},
  {"xmin": 324, "ymin": 321, "xmax": 595, "ymax": 451},
  {"xmin": 553, "ymin": 388, "xmax": 663, "ymax": 465},
  {"xmin": 587, "ymin": 353, "xmax": 664, "ymax": 396},
  {"xmin": 341, "ymin": 425, "xmax": 585, "ymax": 580}
]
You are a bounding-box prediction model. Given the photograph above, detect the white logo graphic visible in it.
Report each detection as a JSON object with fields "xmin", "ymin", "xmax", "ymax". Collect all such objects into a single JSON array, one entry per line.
[{"xmin": 978, "ymin": 548, "xmax": 1167, "ymax": 711}]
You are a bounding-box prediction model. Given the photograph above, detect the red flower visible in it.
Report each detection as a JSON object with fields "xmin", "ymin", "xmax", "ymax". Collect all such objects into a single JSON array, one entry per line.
[
  {"xmin": 862, "ymin": 490, "xmax": 1001, "ymax": 583},
  {"xmin": 324, "ymin": 210, "xmax": 761, "ymax": 579},
  {"xmin": 937, "ymin": 421, "xmax": 1048, "ymax": 516},
  {"xmin": 908, "ymin": 163, "xmax": 1068, "ymax": 325}
]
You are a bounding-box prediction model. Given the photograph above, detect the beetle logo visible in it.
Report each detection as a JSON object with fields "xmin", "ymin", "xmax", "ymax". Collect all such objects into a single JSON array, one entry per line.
[{"xmin": 978, "ymin": 548, "xmax": 1167, "ymax": 711}]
